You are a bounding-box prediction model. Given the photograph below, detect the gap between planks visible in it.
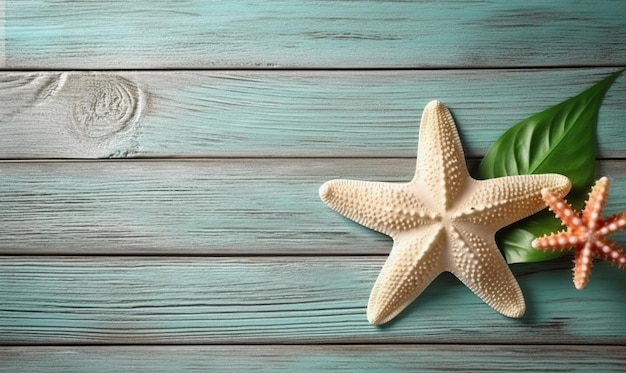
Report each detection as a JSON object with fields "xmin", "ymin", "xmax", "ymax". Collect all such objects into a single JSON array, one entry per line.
[{"xmin": 3, "ymin": 64, "xmax": 625, "ymax": 72}]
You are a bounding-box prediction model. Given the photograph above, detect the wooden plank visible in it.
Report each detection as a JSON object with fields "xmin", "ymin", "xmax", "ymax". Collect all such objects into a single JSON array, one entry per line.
[
  {"xmin": 2, "ymin": 345, "xmax": 626, "ymax": 372},
  {"xmin": 0, "ymin": 1, "xmax": 4, "ymax": 69},
  {"xmin": 0, "ymin": 68, "xmax": 625, "ymax": 159},
  {"xmin": 4, "ymin": 1, "xmax": 626, "ymax": 69},
  {"xmin": 1, "ymin": 257, "xmax": 625, "ymax": 345},
  {"xmin": 2, "ymin": 159, "xmax": 625, "ymax": 255}
]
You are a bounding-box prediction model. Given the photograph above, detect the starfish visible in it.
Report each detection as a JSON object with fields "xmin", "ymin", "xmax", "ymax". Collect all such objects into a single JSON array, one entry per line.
[
  {"xmin": 319, "ymin": 100, "xmax": 571, "ymax": 325},
  {"xmin": 532, "ymin": 177, "xmax": 626, "ymax": 290}
]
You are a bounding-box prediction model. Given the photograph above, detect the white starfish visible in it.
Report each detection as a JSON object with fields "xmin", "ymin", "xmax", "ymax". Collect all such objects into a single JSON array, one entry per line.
[{"xmin": 319, "ymin": 100, "xmax": 571, "ymax": 325}]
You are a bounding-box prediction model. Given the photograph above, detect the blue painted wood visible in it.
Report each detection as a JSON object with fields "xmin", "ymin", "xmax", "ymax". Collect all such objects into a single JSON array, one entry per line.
[
  {"xmin": 2, "ymin": 345, "xmax": 626, "ymax": 372},
  {"xmin": 2, "ymin": 0, "xmax": 626, "ymax": 366},
  {"xmin": 1, "ymin": 257, "xmax": 625, "ymax": 344},
  {"xmin": 0, "ymin": 159, "xmax": 624, "ymax": 255},
  {"xmin": 4, "ymin": 1, "xmax": 626, "ymax": 69},
  {"xmin": 0, "ymin": 68, "xmax": 624, "ymax": 158}
]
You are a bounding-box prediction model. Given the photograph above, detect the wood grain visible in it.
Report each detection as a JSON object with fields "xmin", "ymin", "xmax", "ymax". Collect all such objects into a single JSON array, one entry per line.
[
  {"xmin": 3, "ymin": 0, "xmax": 626, "ymax": 367},
  {"xmin": 2, "ymin": 345, "xmax": 626, "ymax": 372},
  {"xmin": 0, "ymin": 1, "xmax": 4, "ymax": 69},
  {"xmin": 2, "ymin": 159, "xmax": 625, "ymax": 255},
  {"xmin": 0, "ymin": 68, "xmax": 624, "ymax": 159},
  {"xmin": 5, "ymin": 1, "xmax": 626, "ymax": 69},
  {"xmin": 1, "ymin": 257, "xmax": 625, "ymax": 345}
]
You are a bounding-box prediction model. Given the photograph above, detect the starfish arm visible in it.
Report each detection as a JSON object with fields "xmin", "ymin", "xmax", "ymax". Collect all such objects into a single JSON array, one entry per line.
[
  {"xmin": 582, "ymin": 176, "xmax": 609, "ymax": 229},
  {"xmin": 597, "ymin": 212, "xmax": 626, "ymax": 236},
  {"xmin": 455, "ymin": 174, "xmax": 571, "ymax": 230},
  {"xmin": 414, "ymin": 100, "xmax": 469, "ymax": 209},
  {"xmin": 573, "ymin": 241, "xmax": 595, "ymax": 290},
  {"xmin": 451, "ymin": 224, "xmax": 525, "ymax": 318},
  {"xmin": 367, "ymin": 225, "xmax": 446, "ymax": 325},
  {"xmin": 541, "ymin": 188, "xmax": 583, "ymax": 230},
  {"xmin": 532, "ymin": 231, "xmax": 578, "ymax": 251},
  {"xmin": 319, "ymin": 179, "xmax": 436, "ymax": 237},
  {"xmin": 592, "ymin": 239, "xmax": 626, "ymax": 268}
]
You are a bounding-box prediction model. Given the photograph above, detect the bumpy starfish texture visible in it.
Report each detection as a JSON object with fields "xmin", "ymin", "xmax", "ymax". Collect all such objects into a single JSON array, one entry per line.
[
  {"xmin": 532, "ymin": 177, "xmax": 626, "ymax": 290},
  {"xmin": 319, "ymin": 100, "xmax": 571, "ymax": 325}
]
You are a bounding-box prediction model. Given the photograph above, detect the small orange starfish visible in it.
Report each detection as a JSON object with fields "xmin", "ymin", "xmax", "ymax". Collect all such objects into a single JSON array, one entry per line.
[{"xmin": 532, "ymin": 176, "xmax": 626, "ymax": 289}]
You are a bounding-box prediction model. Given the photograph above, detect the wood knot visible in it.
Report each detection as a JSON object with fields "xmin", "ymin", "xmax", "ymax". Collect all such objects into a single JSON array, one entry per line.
[{"xmin": 65, "ymin": 74, "xmax": 145, "ymax": 140}]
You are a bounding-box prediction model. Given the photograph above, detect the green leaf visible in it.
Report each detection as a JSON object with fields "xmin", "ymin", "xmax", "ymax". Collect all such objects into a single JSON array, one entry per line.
[{"xmin": 476, "ymin": 69, "xmax": 623, "ymax": 263}]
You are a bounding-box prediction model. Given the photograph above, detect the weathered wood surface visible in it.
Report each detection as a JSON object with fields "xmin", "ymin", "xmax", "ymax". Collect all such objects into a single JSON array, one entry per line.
[
  {"xmin": 1, "ymin": 257, "xmax": 625, "ymax": 345},
  {"xmin": 1, "ymin": 159, "xmax": 625, "ymax": 255},
  {"xmin": 0, "ymin": 69, "xmax": 624, "ymax": 159},
  {"xmin": 2, "ymin": 0, "xmax": 626, "ymax": 370},
  {"xmin": 2, "ymin": 345, "xmax": 626, "ymax": 372},
  {"xmin": 4, "ymin": 1, "xmax": 626, "ymax": 69}
]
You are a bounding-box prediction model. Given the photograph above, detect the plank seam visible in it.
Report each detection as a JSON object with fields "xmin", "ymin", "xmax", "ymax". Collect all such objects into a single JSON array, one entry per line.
[
  {"xmin": 1, "ymin": 157, "xmax": 624, "ymax": 165},
  {"xmin": 0, "ymin": 65, "xmax": 625, "ymax": 73},
  {"xmin": 0, "ymin": 342, "xmax": 624, "ymax": 348}
]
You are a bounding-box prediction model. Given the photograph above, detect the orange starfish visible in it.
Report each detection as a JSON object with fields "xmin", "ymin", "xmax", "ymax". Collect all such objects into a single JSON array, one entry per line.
[{"xmin": 532, "ymin": 177, "xmax": 626, "ymax": 289}]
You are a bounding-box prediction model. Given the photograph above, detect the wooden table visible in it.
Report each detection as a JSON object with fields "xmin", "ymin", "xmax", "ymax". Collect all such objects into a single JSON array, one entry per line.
[{"xmin": 1, "ymin": 1, "xmax": 625, "ymax": 371}]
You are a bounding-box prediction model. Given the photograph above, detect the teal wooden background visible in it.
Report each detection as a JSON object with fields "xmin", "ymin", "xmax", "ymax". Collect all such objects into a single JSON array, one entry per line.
[{"xmin": 1, "ymin": 1, "xmax": 626, "ymax": 371}]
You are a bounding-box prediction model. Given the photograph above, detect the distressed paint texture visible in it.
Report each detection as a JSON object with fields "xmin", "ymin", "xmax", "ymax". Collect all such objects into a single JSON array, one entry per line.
[
  {"xmin": 2, "ymin": 346, "xmax": 626, "ymax": 372},
  {"xmin": 1, "ymin": 1, "xmax": 626, "ymax": 371},
  {"xmin": 4, "ymin": 1, "xmax": 626, "ymax": 68},
  {"xmin": 1, "ymin": 258, "xmax": 626, "ymax": 344},
  {"xmin": 1, "ymin": 160, "xmax": 626, "ymax": 255},
  {"xmin": 0, "ymin": 69, "xmax": 624, "ymax": 158}
]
